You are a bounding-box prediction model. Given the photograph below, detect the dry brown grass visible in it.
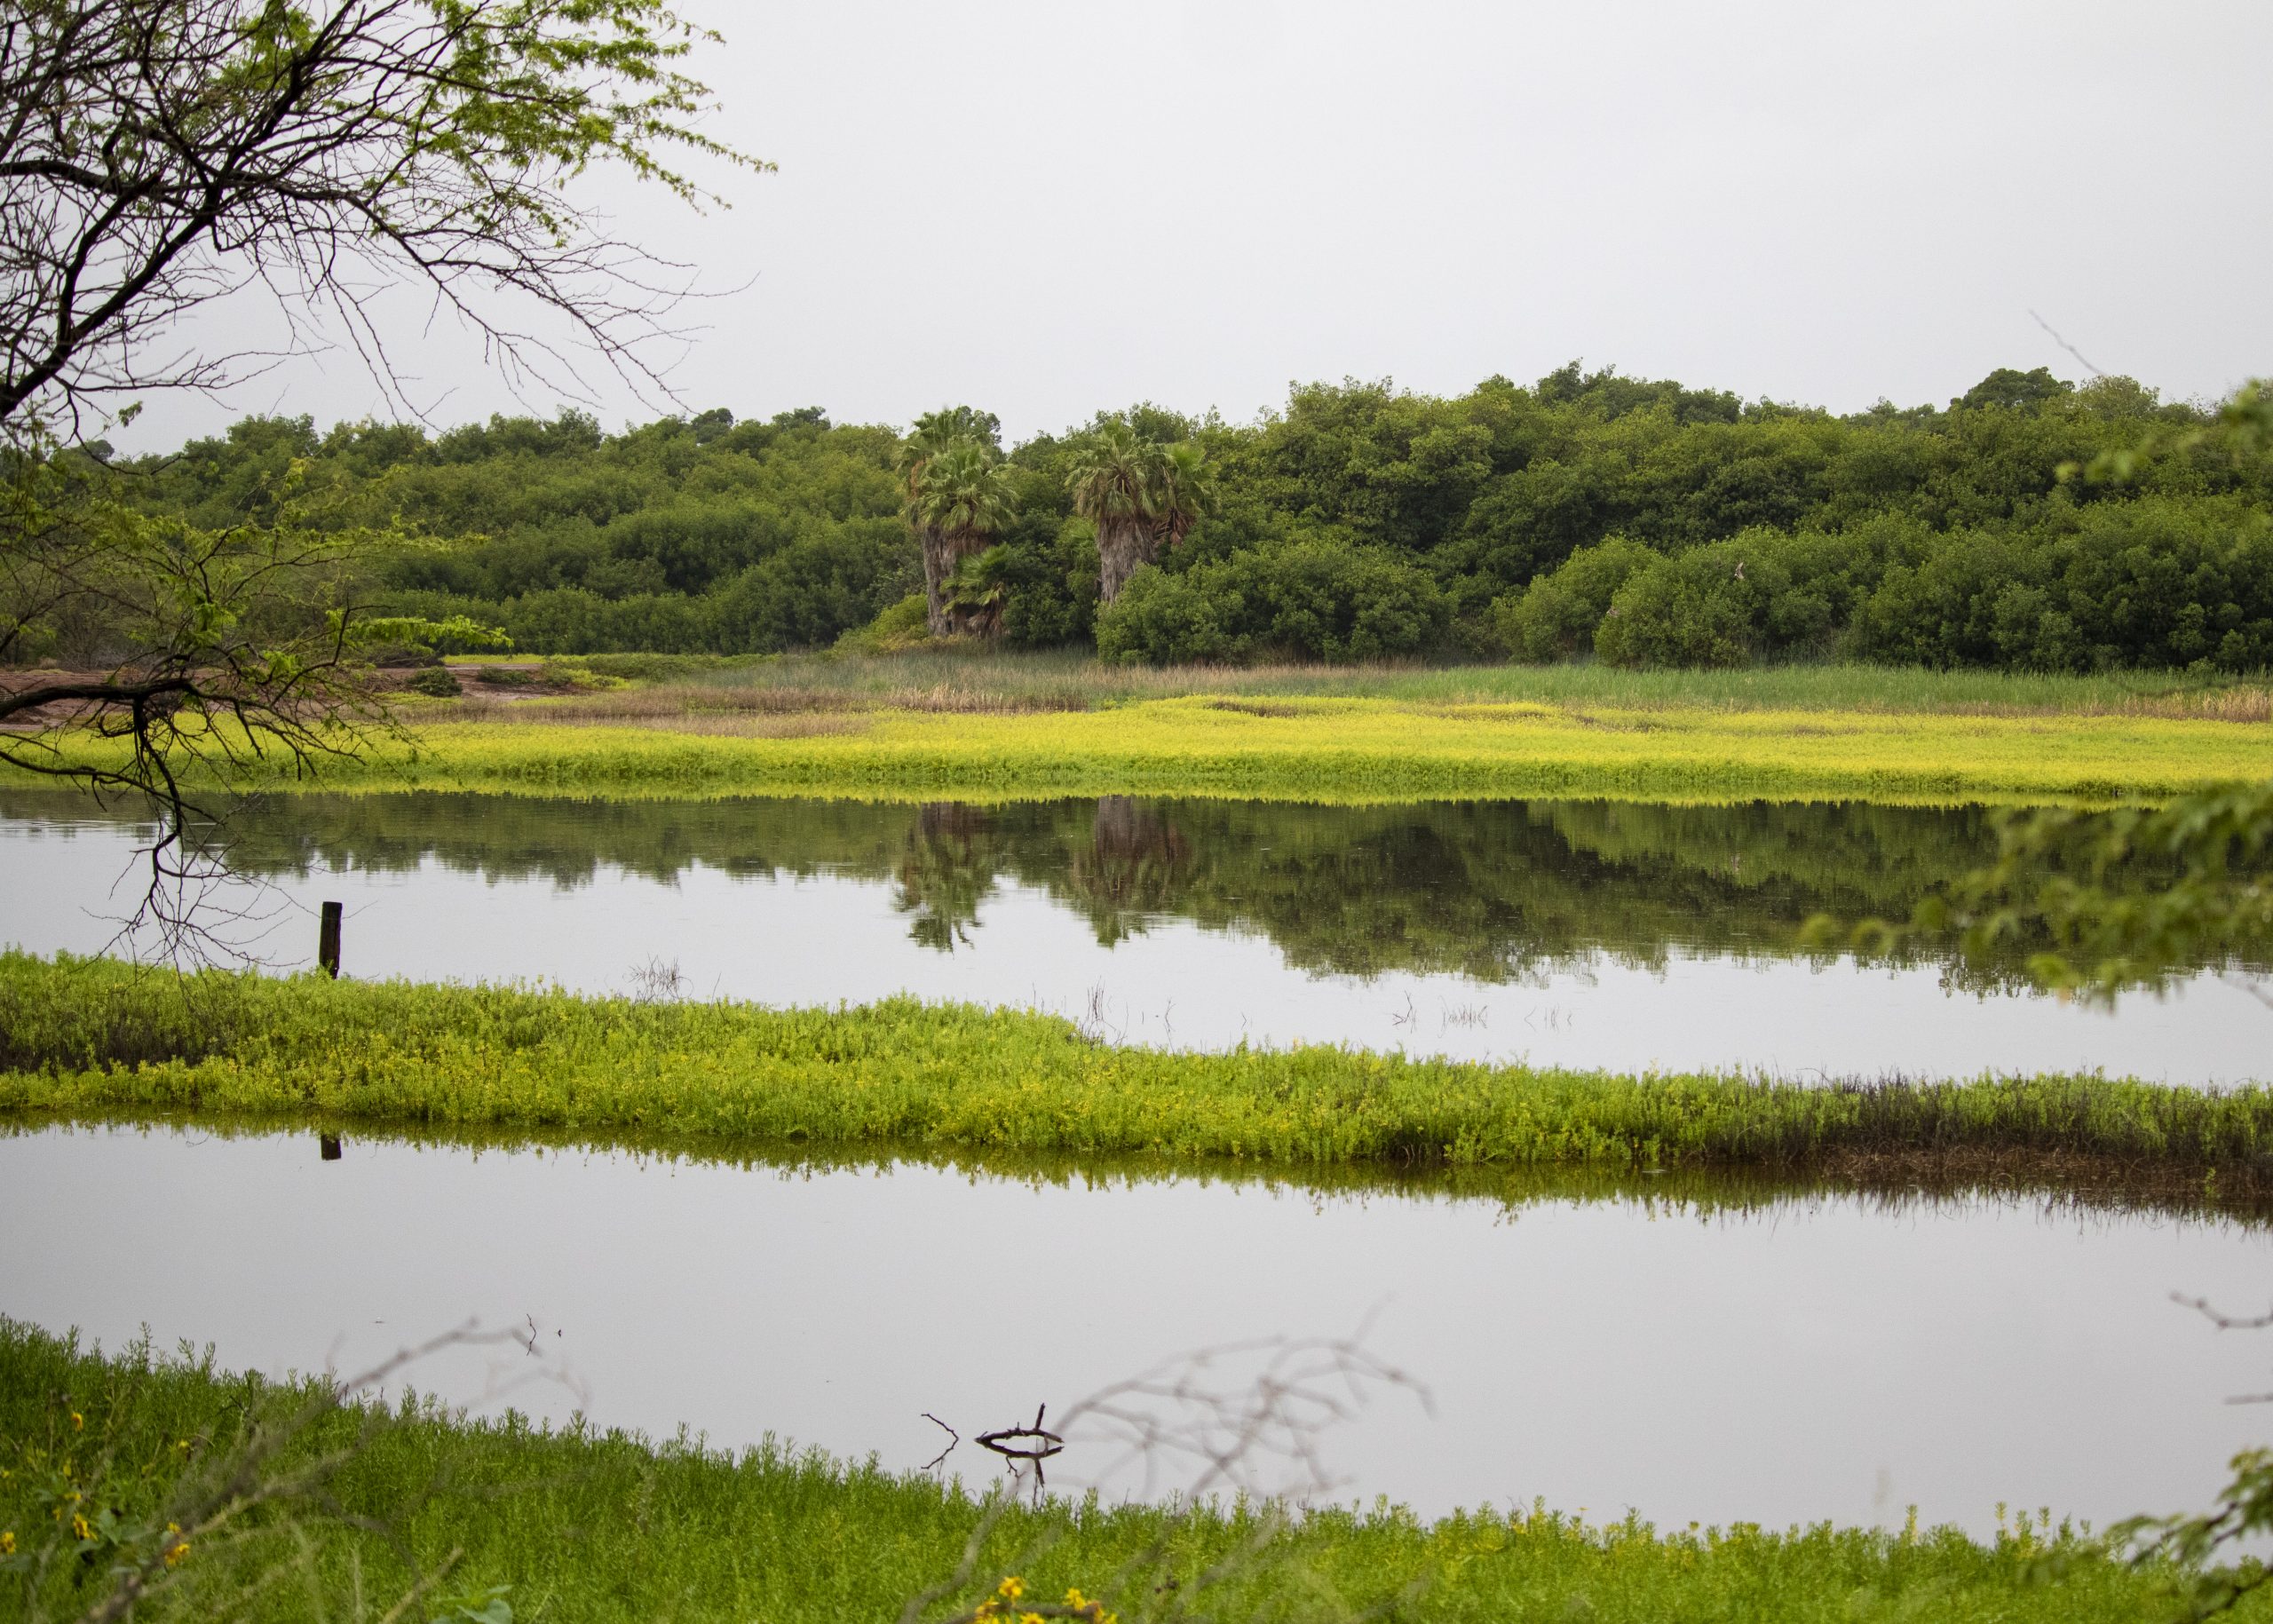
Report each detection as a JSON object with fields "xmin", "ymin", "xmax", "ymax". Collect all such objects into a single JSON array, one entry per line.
[
  {"xmin": 669, "ymin": 652, "xmax": 2273, "ymax": 722},
  {"xmin": 1204, "ymin": 698, "xmax": 1303, "ymax": 718},
  {"xmin": 389, "ymin": 666, "xmax": 2273, "ymax": 753},
  {"xmin": 2172, "ymin": 685, "xmax": 2273, "ymax": 723},
  {"xmin": 559, "ymin": 712, "xmax": 870, "ymax": 739},
  {"xmin": 1921, "ymin": 687, "xmax": 2273, "ymax": 722},
  {"xmin": 470, "ymin": 679, "xmax": 1091, "ymax": 723}
]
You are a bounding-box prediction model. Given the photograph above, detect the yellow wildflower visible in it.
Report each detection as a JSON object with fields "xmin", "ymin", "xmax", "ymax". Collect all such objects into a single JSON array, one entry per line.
[
  {"xmin": 69, "ymin": 1413, "xmax": 83, "ymax": 1432},
  {"xmin": 70, "ymin": 1514, "xmax": 91, "ymax": 1541},
  {"xmin": 163, "ymin": 1532, "xmax": 190, "ymax": 1569},
  {"xmin": 1020, "ymin": 1613, "xmax": 1042, "ymax": 1624},
  {"xmin": 996, "ymin": 1577, "xmax": 1025, "ymax": 1601},
  {"xmin": 0, "ymin": 1531, "xmax": 14, "ymax": 1555}
]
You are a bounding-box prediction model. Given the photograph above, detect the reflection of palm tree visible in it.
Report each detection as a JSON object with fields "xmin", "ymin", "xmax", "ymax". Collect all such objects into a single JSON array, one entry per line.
[
  {"xmin": 1068, "ymin": 796, "xmax": 1192, "ymax": 945},
  {"xmin": 894, "ymin": 803, "xmax": 997, "ymax": 951}
]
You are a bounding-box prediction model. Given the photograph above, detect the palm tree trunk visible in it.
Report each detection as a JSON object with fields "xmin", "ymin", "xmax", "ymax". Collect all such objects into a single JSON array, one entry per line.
[
  {"xmin": 918, "ymin": 523, "xmax": 956, "ymax": 637},
  {"xmin": 1096, "ymin": 518, "xmax": 1160, "ymax": 605},
  {"xmin": 936, "ymin": 530, "xmax": 995, "ymax": 638}
]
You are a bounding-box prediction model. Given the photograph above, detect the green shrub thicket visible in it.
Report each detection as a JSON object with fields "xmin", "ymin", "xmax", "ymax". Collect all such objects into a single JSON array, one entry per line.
[
  {"xmin": 1508, "ymin": 500, "xmax": 2273, "ymax": 671},
  {"xmin": 1097, "ymin": 537, "xmax": 1450, "ymax": 663}
]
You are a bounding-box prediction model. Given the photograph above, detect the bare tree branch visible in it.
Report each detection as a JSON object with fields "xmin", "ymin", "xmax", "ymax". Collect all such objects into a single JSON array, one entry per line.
[
  {"xmin": 0, "ymin": 0, "xmax": 764, "ymax": 949},
  {"xmin": 0, "ymin": 0, "xmax": 767, "ymax": 441}
]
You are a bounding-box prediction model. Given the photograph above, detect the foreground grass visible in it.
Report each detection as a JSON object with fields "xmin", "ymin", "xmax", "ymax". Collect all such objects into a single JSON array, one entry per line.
[
  {"xmin": 0, "ymin": 1319, "xmax": 2214, "ymax": 1624},
  {"xmin": 17, "ymin": 690, "xmax": 2271, "ymax": 804},
  {"xmin": 7, "ymin": 955, "xmax": 2273, "ymax": 1190}
]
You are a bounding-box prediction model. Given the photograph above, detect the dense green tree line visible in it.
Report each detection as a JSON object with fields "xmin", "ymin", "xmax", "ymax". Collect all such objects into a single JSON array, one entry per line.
[{"xmin": 71, "ymin": 363, "xmax": 2273, "ymax": 670}]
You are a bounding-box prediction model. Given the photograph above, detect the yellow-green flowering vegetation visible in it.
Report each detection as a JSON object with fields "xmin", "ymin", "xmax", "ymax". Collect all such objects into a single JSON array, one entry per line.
[
  {"xmin": 6, "ymin": 954, "xmax": 2272, "ymax": 1191},
  {"xmin": 0, "ymin": 1318, "xmax": 2229, "ymax": 1624},
  {"xmin": 11, "ymin": 689, "xmax": 2273, "ymax": 806}
]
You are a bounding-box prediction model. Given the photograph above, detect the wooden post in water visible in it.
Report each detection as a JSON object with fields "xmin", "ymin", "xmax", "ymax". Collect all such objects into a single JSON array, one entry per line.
[
  {"xmin": 320, "ymin": 1134, "xmax": 343, "ymax": 1161},
  {"xmin": 318, "ymin": 900, "xmax": 343, "ymax": 978}
]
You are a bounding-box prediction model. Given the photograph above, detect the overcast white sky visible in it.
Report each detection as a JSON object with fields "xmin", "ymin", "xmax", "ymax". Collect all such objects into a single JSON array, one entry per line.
[{"xmin": 118, "ymin": 0, "xmax": 2273, "ymax": 452}]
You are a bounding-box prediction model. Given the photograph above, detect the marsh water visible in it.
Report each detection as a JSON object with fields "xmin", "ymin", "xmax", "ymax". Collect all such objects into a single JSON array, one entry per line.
[
  {"xmin": 8, "ymin": 788, "xmax": 2273, "ymax": 1532},
  {"xmin": 2, "ymin": 788, "xmax": 2268, "ymax": 1082},
  {"xmin": 3, "ymin": 1121, "xmax": 2269, "ymax": 1533}
]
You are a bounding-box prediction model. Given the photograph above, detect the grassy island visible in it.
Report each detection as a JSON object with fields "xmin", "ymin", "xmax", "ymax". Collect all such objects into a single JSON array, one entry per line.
[{"xmin": 5, "ymin": 954, "xmax": 2270, "ymax": 1196}]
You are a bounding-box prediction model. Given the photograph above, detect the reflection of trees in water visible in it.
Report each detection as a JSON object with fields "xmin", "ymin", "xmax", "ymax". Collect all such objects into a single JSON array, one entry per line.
[
  {"xmin": 894, "ymin": 803, "xmax": 996, "ymax": 952},
  {"xmin": 1066, "ymin": 796, "xmax": 1192, "ymax": 945},
  {"xmin": 4, "ymin": 787, "xmax": 2254, "ymax": 987}
]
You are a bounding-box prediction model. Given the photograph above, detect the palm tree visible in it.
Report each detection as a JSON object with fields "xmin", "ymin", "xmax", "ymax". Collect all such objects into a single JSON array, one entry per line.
[
  {"xmin": 945, "ymin": 543, "xmax": 1014, "ymax": 641},
  {"xmin": 1151, "ymin": 440, "xmax": 1216, "ymax": 554},
  {"xmin": 1067, "ymin": 423, "xmax": 1168, "ymax": 605},
  {"xmin": 898, "ymin": 407, "xmax": 1002, "ymax": 637},
  {"xmin": 914, "ymin": 442, "xmax": 1019, "ymax": 637}
]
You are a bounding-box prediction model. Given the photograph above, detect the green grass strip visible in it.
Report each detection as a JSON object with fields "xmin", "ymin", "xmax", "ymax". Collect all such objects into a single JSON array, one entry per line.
[
  {"xmin": 4, "ymin": 953, "xmax": 2269, "ymax": 1178},
  {"xmin": 0, "ymin": 1319, "xmax": 2202, "ymax": 1624}
]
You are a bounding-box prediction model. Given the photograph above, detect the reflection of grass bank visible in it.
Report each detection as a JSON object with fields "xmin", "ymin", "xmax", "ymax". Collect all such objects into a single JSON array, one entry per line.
[
  {"xmin": 15, "ymin": 1112, "xmax": 2266, "ymax": 1229},
  {"xmin": 12, "ymin": 691, "xmax": 2273, "ymax": 804},
  {"xmin": 0, "ymin": 1319, "xmax": 2182, "ymax": 1624},
  {"xmin": 9, "ymin": 954, "xmax": 2273, "ymax": 1195}
]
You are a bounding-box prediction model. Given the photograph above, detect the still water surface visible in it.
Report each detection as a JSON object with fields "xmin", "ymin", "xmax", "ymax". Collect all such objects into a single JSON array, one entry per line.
[
  {"xmin": 1, "ymin": 1123, "xmax": 2267, "ymax": 1533},
  {"xmin": 2, "ymin": 789, "xmax": 2267, "ymax": 1082}
]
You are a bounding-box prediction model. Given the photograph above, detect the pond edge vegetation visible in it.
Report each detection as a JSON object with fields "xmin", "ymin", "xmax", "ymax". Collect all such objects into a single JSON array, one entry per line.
[
  {"xmin": 0, "ymin": 1317, "xmax": 2197, "ymax": 1624},
  {"xmin": 9, "ymin": 954, "xmax": 2273, "ymax": 1203}
]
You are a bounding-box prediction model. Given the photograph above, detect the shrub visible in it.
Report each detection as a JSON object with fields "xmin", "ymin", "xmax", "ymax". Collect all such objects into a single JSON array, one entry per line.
[
  {"xmin": 833, "ymin": 593, "xmax": 931, "ymax": 654},
  {"xmin": 708, "ymin": 515, "xmax": 915, "ymax": 654},
  {"xmin": 1847, "ymin": 533, "xmax": 2047, "ymax": 669},
  {"xmin": 367, "ymin": 645, "xmax": 441, "ymax": 669},
  {"xmin": 1493, "ymin": 536, "xmax": 1656, "ymax": 661},
  {"xmin": 570, "ymin": 652, "xmax": 741, "ymax": 682},
  {"xmin": 1846, "ymin": 499, "xmax": 2273, "ymax": 673},
  {"xmin": 1097, "ymin": 536, "xmax": 1450, "ymax": 664},
  {"xmin": 1595, "ymin": 524, "xmax": 1909, "ymax": 669},
  {"xmin": 405, "ymin": 666, "xmax": 462, "ymax": 697},
  {"xmin": 1592, "ymin": 540, "xmax": 1772, "ymax": 668},
  {"xmin": 1000, "ymin": 517, "xmax": 1101, "ymax": 650}
]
